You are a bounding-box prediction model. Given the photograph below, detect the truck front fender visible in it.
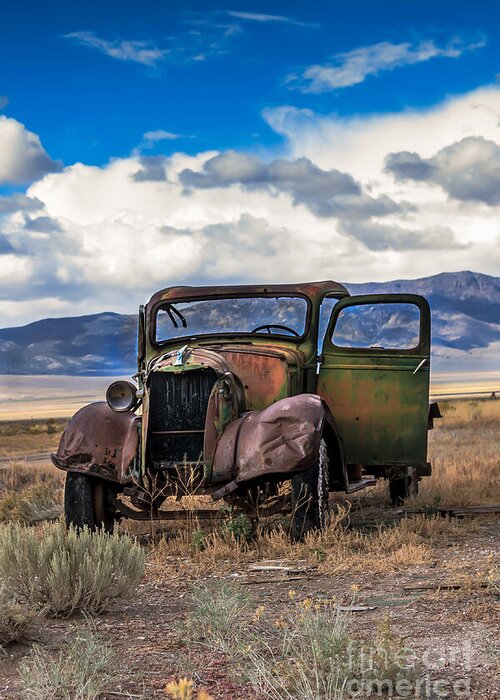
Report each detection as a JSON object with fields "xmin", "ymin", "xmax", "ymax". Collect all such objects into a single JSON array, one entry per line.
[
  {"xmin": 51, "ymin": 402, "xmax": 138, "ymax": 484},
  {"xmin": 212, "ymin": 393, "xmax": 343, "ymax": 484}
]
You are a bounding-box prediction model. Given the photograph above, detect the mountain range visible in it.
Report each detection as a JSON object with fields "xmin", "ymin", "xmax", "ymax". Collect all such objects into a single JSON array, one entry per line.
[{"xmin": 0, "ymin": 271, "xmax": 498, "ymax": 375}]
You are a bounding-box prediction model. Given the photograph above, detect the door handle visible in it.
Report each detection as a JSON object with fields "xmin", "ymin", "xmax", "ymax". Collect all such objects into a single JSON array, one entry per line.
[{"xmin": 413, "ymin": 359, "xmax": 427, "ymax": 375}]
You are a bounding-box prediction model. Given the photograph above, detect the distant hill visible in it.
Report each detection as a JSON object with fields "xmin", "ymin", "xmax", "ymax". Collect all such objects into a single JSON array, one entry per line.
[{"xmin": 0, "ymin": 271, "xmax": 498, "ymax": 375}]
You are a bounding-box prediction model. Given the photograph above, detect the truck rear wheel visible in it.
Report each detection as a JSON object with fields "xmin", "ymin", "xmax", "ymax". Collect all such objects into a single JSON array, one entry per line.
[
  {"xmin": 389, "ymin": 467, "xmax": 419, "ymax": 505},
  {"xmin": 64, "ymin": 472, "xmax": 116, "ymax": 533},
  {"xmin": 290, "ymin": 440, "xmax": 329, "ymax": 540}
]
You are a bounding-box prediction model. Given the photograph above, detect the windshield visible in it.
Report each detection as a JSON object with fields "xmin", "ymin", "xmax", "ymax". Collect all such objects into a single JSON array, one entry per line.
[{"xmin": 154, "ymin": 296, "xmax": 309, "ymax": 343}]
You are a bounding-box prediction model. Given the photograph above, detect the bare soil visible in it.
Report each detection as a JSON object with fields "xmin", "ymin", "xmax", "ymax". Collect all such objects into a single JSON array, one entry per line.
[{"xmin": 0, "ymin": 512, "xmax": 498, "ymax": 699}]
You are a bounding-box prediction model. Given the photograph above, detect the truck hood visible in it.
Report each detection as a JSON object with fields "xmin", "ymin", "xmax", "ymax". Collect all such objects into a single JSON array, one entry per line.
[{"xmin": 148, "ymin": 343, "xmax": 303, "ymax": 410}]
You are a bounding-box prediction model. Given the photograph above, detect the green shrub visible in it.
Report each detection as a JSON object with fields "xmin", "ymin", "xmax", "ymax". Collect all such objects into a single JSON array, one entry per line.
[
  {"xmin": 18, "ymin": 626, "xmax": 114, "ymax": 700},
  {"xmin": 0, "ymin": 522, "xmax": 146, "ymax": 617},
  {"xmin": 220, "ymin": 512, "xmax": 254, "ymax": 543}
]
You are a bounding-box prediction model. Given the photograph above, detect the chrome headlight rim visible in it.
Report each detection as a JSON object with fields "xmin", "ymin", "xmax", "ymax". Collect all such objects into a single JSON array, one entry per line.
[{"xmin": 106, "ymin": 380, "xmax": 139, "ymax": 413}]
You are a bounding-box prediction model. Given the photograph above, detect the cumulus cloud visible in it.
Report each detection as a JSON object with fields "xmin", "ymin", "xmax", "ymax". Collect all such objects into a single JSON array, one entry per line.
[
  {"xmin": 179, "ymin": 151, "xmax": 401, "ymax": 218},
  {"xmin": 287, "ymin": 38, "xmax": 485, "ymax": 92},
  {"xmin": 385, "ymin": 136, "xmax": 500, "ymax": 205},
  {"xmin": 132, "ymin": 156, "xmax": 168, "ymax": 182},
  {"xmin": 0, "ymin": 194, "xmax": 43, "ymax": 214},
  {"xmin": 0, "ymin": 116, "xmax": 61, "ymax": 185},
  {"xmin": 1, "ymin": 85, "xmax": 500, "ymax": 326},
  {"xmin": 63, "ymin": 31, "xmax": 168, "ymax": 65},
  {"xmin": 341, "ymin": 221, "xmax": 463, "ymax": 251}
]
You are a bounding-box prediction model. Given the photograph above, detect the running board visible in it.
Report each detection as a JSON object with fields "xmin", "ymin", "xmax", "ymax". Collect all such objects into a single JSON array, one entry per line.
[{"xmin": 346, "ymin": 478, "xmax": 377, "ymax": 494}]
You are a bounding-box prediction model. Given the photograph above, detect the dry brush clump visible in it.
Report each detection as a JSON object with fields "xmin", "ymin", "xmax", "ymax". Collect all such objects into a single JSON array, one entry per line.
[
  {"xmin": 0, "ymin": 459, "xmax": 65, "ymax": 493},
  {"xmin": 0, "ymin": 586, "xmax": 39, "ymax": 650},
  {"xmin": 18, "ymin": 625, "xmax": 114, "ymax": 700},
  {"xmin": 0, "ymin": 522, "xmax": 146, "ymax": 616},
  {"xmin": 0, "ymin": 481, "xmax": 61, "ymax": 524}
]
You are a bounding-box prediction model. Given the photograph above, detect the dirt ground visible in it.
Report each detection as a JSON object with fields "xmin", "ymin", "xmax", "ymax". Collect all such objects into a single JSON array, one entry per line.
[
  {"xmin": 0, "ymin": 400, "xmax": 499, "ymax": 699},
  {"xmin": 0, "ymin": 512, "xmax": 498, "ymax": 699}
]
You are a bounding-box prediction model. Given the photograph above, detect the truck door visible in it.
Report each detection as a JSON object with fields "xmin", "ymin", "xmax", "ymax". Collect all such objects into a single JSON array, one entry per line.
[{"xmin": 317, "ymin": 294, "xmax": 430, "ymax": 468}]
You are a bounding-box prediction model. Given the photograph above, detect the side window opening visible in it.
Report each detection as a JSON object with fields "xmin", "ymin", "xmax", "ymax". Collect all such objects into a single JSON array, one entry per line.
[{"xmin": 332, "ymin": 302, "xmax": 421, "ymax": 350}]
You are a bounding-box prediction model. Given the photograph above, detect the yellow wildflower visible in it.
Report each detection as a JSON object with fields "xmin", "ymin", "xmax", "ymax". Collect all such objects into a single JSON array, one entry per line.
[
  {"xmin": 165, "ymin": 677, "xmax": 194, "ymax": 699},
  {"xmin": 253, "ymin": 605, "xmax": 265, "ymax": 622}
]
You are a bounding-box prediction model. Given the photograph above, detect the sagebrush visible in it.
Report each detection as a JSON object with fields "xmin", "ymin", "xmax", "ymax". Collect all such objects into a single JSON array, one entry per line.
[
  {"xmin": 18, "ymin": 626, "xmax": 114, "ymax": 700},
  {"xmin": 0, "ymin": 522, "xmax": 145, "ymax": 616}
]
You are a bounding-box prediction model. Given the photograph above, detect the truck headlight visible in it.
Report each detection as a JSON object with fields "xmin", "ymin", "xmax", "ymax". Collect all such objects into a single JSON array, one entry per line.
[{"xmin": 106, "ymin": 380, "xmax": 139, "ymax": 412}]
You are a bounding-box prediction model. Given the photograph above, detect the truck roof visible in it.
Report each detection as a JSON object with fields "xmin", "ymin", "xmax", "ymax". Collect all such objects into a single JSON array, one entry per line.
[{"xmin": 148, "ymin": 280, "xmax": 350, "ymax": 307}]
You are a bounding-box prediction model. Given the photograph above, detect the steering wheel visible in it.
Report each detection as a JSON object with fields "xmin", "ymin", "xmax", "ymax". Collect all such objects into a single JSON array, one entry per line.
[{"xmin": 251, "ymin": 324, "xmax": 300, "ymax": 337}]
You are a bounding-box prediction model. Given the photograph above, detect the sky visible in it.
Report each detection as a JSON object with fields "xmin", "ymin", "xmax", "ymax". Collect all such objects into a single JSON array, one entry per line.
[{"xmin": 1, "ymin": 0, "xmax": 500, "ymax": 327}]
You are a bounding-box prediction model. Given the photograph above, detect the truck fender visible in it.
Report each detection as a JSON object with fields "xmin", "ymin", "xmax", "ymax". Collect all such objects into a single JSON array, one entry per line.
[
  {"xmin": 212, "ymin": 393, "xmax": 346, "ymax": 486},
  {"xmin": 51, "ymin": 402, "xmax": 138, "ymax": 484}
]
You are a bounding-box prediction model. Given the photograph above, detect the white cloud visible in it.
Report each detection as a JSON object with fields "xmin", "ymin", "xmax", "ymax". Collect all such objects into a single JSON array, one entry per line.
[
  {"xmin": 225, "ymin": 11, "xmax": 313, "ymax": 27},
  {"xmin": 385, "ymin": 136, "xmax": 500, "ymax": 205},
  {"xmin": 287, "ymin": 38, "xmax": 485, "ymax": 92},
  {"xmin": 63, "ymin": 31, "xmax": 168, "ymax": 66},
  {"xmin": 0, "ymin": 116, "xmax": 60, "ymax": 185},
  {"xmin": 143, "ymin": 130, "xmax": 182, "ymax": 143},
  {"xmin": 1, "ymin": 85, "xmax": 500, "ymax": 326}
]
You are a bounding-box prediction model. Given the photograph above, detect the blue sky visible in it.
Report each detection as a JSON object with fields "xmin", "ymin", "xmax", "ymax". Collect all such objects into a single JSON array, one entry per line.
[
  {"xmin": 0, "ymin": 0, "xmax": 500, "ymax": 327},
  {"xmin": 1, "ymin": 0, "xmax": 497, "ymax": 166}
]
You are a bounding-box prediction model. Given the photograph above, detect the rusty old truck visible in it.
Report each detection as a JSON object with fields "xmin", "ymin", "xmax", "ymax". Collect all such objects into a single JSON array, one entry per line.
[{"xmin": 52, "ymin": 281, "xmax": 440, "ymax": 538}]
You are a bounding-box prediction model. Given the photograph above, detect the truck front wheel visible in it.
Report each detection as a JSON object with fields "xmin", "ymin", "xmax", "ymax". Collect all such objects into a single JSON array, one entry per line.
[
  {"xmin": 64, "ymin": 472, "xmax": 116, "ymax": 533},
  {"xmin": 290, "ymin": 440, "xmax": 329, "ymax": 540}
]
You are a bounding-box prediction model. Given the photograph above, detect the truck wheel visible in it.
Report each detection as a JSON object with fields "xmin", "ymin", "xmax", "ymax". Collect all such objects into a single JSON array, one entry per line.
[
  {"xmin": 389, "ymin": 467, "xmax": 419, "ymax": 505},
  {"xmin": 64, "ymin": 472, "xmax": 116, "ymax": 533},
  {"xmin": 290, "ymin": 440, "xmax": 329, "ymax": 540}
]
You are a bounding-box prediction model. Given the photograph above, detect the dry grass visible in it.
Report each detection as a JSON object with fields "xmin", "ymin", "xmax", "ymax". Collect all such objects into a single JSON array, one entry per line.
[
  {"xmin": 0, "ymin": 459, "xmax": 64, "ymax": 494},
  {"xmin": 0, "ymin": 419, "xmax": 66, "ymax": 458},
  {"xmin": 0, "ymin": 459, "xmax": 64, "ymax": 524},
  {"xmin": 151, "ymin": 506, "xmax": 476, "ymax": 581},
  {"xmin": 18, "ymin": 625, "xmax": 114, "ymax": 700},
  {"xmin": 0, "ymin": 482, "xmax": 61, "ymax": 524},
  {"xmin": 414, "ymin": 398, "xmax": 500, "ymax": 507}
]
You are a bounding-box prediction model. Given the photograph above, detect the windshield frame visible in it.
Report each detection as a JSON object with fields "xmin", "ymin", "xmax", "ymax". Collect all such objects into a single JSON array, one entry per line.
[{"xmin": 149, "ymin": 292, "xmax": 313, "ymax": 348}]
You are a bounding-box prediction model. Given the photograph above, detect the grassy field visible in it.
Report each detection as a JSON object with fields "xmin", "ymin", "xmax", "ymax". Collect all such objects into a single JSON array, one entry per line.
[{"xmin": 0, "ymin": 398, "xmax": 498, "ymax": 698}]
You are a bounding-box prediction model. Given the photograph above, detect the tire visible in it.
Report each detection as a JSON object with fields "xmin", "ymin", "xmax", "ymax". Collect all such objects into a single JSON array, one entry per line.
[
  {"xmin": 64, "ymin": 472, "xmax": 116, "ymax": 533},
  {"xmin": 291, "ymin": 439, "xmax": 329, "ymax": 540},
  {"xmin": 389, "ymin": 467, "xmax": 419, "ymax": 505}
]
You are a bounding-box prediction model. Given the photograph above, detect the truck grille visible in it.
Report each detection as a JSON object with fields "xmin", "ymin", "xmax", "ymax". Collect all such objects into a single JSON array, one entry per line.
[{"xmin": 148, "ymin": 369, "xmax": 216, "ymax": 467}]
